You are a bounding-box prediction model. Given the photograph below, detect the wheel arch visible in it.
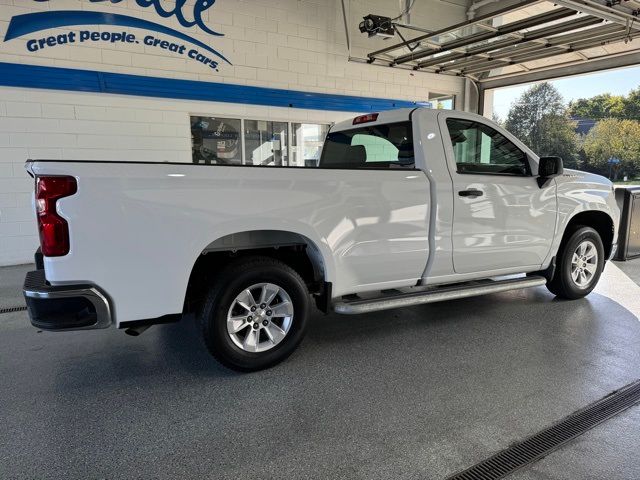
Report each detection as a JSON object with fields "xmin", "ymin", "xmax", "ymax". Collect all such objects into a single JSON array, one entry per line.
[
  {"xmin": 183, "ymin": 230, "xmax": 333, "ymax": 314},
  {"xmin": 561, "ymin": 210, "xmax": 615, "ymax": 259}
]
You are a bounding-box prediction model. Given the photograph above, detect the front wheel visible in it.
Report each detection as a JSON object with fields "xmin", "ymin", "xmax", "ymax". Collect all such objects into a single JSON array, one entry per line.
[
  {"xmin": 200, "ymin": 257, "xmax": 310, "ymax": 371},
  {"xmin": 546, "ymin": 226, "xmax": 605, "ymax": 299}
]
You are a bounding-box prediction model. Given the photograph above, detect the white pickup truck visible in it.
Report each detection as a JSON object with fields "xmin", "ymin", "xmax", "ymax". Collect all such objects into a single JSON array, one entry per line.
[{"xmin": 23, "ymin": 108, "xmax": 619, "ymax": 371}]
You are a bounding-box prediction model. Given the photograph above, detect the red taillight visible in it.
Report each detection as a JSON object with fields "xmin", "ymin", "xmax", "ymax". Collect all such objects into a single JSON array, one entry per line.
[
  {"xmin": 35, "ymin": 176, "xmax": 77, "ymax": 257},
  {"xmin": 353, "ymin": 113, "xmax": 379, "ymax": 125}
]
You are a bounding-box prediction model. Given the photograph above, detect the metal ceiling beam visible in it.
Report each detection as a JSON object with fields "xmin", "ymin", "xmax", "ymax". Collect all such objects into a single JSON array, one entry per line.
[
  {"xmin": 414, "ymin": 15, "xmax": 605, "ymax": 70},
  {"xmin": 414, "ymin": 32, "xmax": 555, "ymax": 71},
  {"xmin": 366, "ymin": 0, "xmax": 539, "ymax": 61},
  {"xmin": 554, "ymin": 0, "xmax": 640, "ymax": 25},
  {"xmin": 459, "ymin": 29, "xmax": 633, "ymax": 75},
  {"xmin": 392, "ymin": 7, "xmax": 578, "ymax": 66},
  {"xmin": 478, "ymin": 49, "xmax": 640, "ymax": 89},
  {"xmin": 527, "ymin": 21, "xmax": 623, "ymax": 47},
  {"xmin": 462, "ymin": 48, "xmax": 570, "ymax": 74},
  {"xmin": 435, "ymin": 22, "xmax": 620, "ymax": 72},
  {"xmin": 394, "ymin": 23, "xmax": 433, "ymax": 35},
  {"xmin": 460, "ymin": 30, "xmax": 629, "ymax": 74}
]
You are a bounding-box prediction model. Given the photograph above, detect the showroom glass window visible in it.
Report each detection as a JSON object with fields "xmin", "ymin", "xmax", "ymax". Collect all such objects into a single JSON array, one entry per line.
[
  {"xmin": 191, "ymin": 116, "xmax": 242, "ymax": 164},
  {"xmin": 429, "ymin": 93, "xmax": 455, "ymax": 110},
  {"xmin": 244, "ymin": 120, "xmax": 288, "ymax": 166},
  {"xmin": 319, "ymin": 121, "xmax": 414, "ymax": 169},
  {"xmin": 436, "ymin": 97, "xmax": 454, "ymax": 109},
  {"xmin": 190, "ymin": 116, "xmax": 329, "ymax": 167},
  {"xmin": 291, "ymin": 123, "xmax": 330, "ymax": 167},
  {"xmin": 446, "ymin": 118, "xmax": 530, "ymax": 176}
]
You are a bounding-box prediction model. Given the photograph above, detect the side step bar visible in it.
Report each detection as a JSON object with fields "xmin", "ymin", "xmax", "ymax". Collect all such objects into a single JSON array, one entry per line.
[{"xmin": 334, "ymin": 276, "xmax": 547, "ymax": 315}]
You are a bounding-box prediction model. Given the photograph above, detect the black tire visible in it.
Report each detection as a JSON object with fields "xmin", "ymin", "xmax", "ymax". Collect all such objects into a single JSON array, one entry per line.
[
  {"xmin": 546, "ymin": 226, "xmax": 605, "ymax": 299},
  {"xmin": 199, "ymin": 256, "xmax": 309, "ymax": 372}
]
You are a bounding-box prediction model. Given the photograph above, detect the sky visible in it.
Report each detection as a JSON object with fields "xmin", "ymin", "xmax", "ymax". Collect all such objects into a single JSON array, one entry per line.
[{"xmin": 491, "ymin": 65, "xmax": 640, "ymax": 120}]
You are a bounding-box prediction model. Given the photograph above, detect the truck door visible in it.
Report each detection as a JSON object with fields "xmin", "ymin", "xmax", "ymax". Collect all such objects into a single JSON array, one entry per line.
[{"xmin": 439, "ymin": 113, "xmax": 557, "ymax": 274}]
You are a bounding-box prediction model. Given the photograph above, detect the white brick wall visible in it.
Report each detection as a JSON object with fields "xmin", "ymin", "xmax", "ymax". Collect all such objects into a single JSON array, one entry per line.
[
  {"xmin": 0, "ymin": 0, "xmax": 466, "ymax": 265},
  {"xmin": 0, "ymin": 87, "xmax": 365, "ymax": 265}
]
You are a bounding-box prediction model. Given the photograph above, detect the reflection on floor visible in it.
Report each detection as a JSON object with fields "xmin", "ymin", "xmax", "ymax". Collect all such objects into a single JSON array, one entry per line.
[
  {"xmin": 614, "ymin": 259, "xmax": 640, "ymax": 288},
  {"xmin": 597, "ymin": 261, "xmax": 640, "ymax": 321}
]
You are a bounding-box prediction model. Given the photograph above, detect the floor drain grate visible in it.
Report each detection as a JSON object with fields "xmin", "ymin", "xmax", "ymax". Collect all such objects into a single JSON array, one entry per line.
[
  {"xmin": 0, "ymin": 305, "xmax": 27, "ymax": 314},
  {"xmin": 446, "ymin": 379, "xmax": 640, "ymax": 480}
]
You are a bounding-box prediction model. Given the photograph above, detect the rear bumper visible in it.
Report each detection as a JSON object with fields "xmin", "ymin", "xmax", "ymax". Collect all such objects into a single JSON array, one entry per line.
[{"xmin": 23, "ymin": 270, "xmax": 112, "ymax": 331}]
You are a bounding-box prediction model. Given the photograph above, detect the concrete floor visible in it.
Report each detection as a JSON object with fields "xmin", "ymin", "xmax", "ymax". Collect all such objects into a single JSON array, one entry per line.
[
  {"xmin": 0, "ymin": 263, "xmax": 29, "ymax": 309},
  {"xmin": 1, "ymin": 262, "xmax": 639, "ymax": 479}
]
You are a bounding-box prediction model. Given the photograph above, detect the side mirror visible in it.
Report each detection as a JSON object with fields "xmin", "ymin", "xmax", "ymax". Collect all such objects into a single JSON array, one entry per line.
[{"xmin": 537, "ymin": 156, "xmax": 563, "ymax": 187}]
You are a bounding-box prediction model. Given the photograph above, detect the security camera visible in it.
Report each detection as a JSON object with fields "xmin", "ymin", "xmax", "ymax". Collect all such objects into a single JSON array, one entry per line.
[{"xmin": 358, "ymin": 14, "xmax": 395, "ymax": 39}]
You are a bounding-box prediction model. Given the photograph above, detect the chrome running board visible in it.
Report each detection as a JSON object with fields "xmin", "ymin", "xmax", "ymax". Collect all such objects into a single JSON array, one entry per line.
[{"xmin": 333, "ymin": 276, "xmax": 547, "ymax": 315}]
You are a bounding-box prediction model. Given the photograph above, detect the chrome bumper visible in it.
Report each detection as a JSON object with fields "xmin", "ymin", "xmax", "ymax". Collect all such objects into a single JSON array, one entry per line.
[{"xmin": 23, "ymin": 270, "xmax": 112, "ymax": 331}]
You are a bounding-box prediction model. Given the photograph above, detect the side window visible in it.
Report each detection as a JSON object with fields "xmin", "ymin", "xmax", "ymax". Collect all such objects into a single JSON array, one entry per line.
[
  {"xmin": 291, "ymin": 123, "xmax": 330, "ymax": 167},
  {"xmin": 446, "ymin": 118, "xmax": 530, "ymax": 176},
  {"xmin": 319, "ymin": 122, "xmax": 414, "ymax": 169},
  {"xmin": 243, "ymin": 120, "xmax": 288, "ymax": 166},
  {"xmin": 191, "ymin": 116, "xmax": 242, "ymax": 164},
  {"xmin": 190, "ymin": 116, "xmax": 329, "ymax": 167}
]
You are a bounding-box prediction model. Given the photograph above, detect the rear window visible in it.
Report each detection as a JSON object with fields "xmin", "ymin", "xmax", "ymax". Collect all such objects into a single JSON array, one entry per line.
[{"xmin": 319, "ymin": 121, "xmax": 414, "ymax": 169}]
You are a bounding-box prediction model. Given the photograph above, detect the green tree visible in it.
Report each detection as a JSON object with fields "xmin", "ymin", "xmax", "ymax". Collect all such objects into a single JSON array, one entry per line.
[
  {"xmin": 567, "ymin": 93, "xmax": 625, "ymax": 119},
  {"xmin": 505, "ymin": 82, "xmax": 579, "ymax": 168},
  {"xmin": 622, "ymin": 87, "xmax": 640, "ymax": 120},
  {"xmin": 567, "ymin": 88, "xmax": 640, "ymax": 121},
  {"xmin": 537, "ymin": 115, "xmax": 580, "ymax": 169},
  {"xmin": 582, "ymin": 118, "xmax": 640, "ymax": 178}
]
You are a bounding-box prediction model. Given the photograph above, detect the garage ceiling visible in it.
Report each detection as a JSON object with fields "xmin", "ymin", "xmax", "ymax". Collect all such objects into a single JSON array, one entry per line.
[{"xmin": 365, "ymin": 0, "xmax": 640, "ymax": 86}]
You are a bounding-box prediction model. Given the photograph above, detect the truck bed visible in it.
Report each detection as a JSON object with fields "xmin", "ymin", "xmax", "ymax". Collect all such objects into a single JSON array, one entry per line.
[{"xmin": 26, "ymin": 160, "xmax": 431, "ymax": 323}]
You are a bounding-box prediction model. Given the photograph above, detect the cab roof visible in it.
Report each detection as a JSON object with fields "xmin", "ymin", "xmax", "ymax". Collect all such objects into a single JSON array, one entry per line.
[{"xmin": 330, "ymin": 107, "xmax": 418, "ymax": 133}]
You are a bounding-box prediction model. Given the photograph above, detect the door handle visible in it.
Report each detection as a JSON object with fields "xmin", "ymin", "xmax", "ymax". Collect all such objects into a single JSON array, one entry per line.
[{"xmin": 458, "ymin": 189, "xmax": 483, "ymax": 198}]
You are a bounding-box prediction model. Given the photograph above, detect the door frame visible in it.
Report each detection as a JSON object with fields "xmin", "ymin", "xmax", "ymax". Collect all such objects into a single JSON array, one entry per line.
[
  {"xmin": 434, "ymin": 110, "xmax": 556, "ymax": 277},
  {"xmin": 436, "ymin": 110, "xmax": 540, "ymax": 179}
]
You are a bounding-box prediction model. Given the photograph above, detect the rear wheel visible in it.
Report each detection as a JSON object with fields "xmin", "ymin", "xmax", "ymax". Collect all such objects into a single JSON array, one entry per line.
[
  {"xmin": 546, "ymin": 226, "xmax": 604, "ymax": 299},
  {"xmin": 200, "ymin": 257, "xmax": 309, "ymax": 371}
]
